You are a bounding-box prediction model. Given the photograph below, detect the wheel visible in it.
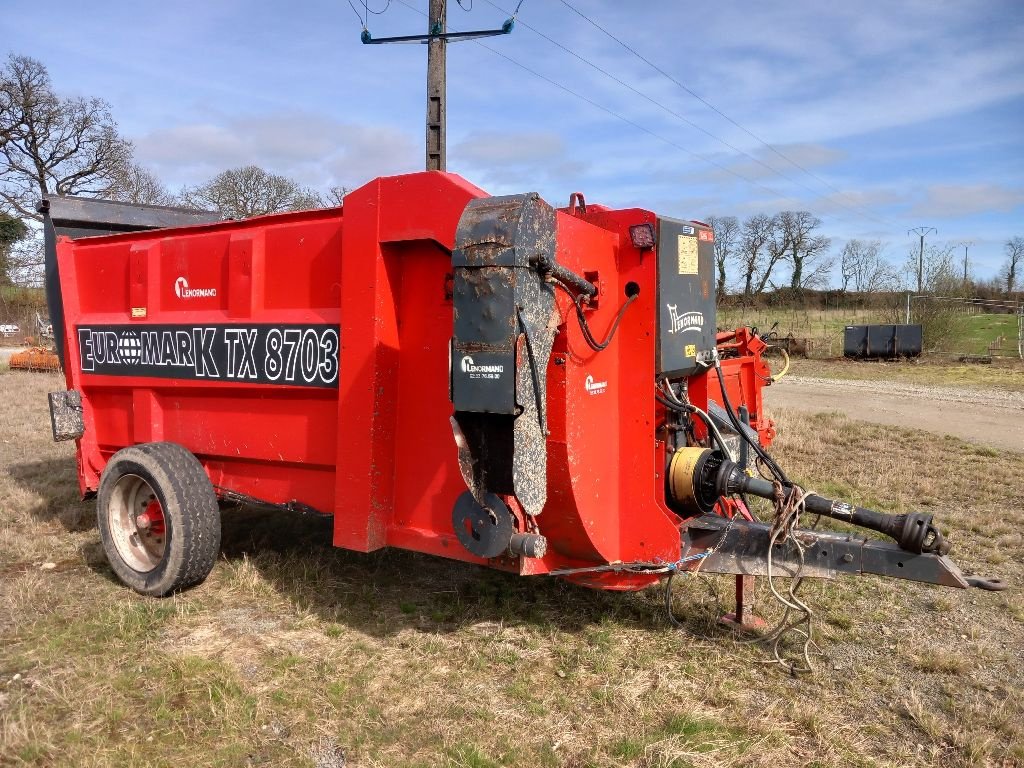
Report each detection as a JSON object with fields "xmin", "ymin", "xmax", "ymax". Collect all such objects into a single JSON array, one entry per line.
[{"xmin": 97, "ymin": 442, "xmax": 221, "ymax": 596}]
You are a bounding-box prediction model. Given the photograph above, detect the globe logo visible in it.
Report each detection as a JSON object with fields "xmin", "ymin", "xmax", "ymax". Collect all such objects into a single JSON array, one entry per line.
[{"xmin": 118, "ymin": 331, "xmax": 142, "ymax": 365}]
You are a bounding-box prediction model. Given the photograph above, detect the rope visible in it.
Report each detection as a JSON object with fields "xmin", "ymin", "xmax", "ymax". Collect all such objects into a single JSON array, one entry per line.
[
  {"xmin": 753, "ymin": 481, "xmax": 817, "ymax": 674},
  {"xmin": 546, "ymin": 552, "xmax": 709, "ymax": 579},
  {"xmin": 664, "ymin": 512, "xmax": 738, "ymax": 626}
]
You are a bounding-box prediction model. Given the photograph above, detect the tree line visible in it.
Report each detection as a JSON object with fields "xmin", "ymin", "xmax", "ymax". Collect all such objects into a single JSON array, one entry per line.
[
  {"xmin": 705, "ymin": 211, "xmax": 1023, "ymax": 303},
  {"xmin": 1, "ymin": 54, "xmax": 347, "ymax": 287},
  {"xmin": 2, "ymin": 51, "xmax": 1022, "ymax": 298}
]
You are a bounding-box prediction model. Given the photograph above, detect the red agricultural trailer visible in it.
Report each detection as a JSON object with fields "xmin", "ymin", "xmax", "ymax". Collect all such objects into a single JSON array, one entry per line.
[{"xmin": 41, "ymin": 171, "xmax": 1003, "ymax": 629}]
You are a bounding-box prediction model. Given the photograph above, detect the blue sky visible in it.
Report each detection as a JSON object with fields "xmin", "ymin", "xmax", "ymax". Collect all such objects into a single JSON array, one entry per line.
[{"xmin": 3, "ymin": 0, "xmax": 1022, "ymax": 283}]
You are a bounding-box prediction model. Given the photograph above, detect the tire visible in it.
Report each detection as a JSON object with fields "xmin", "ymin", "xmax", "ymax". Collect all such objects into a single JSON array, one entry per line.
[{"xmin": 97, "ymin": 442, "xmax": 221, "ymax": 597}]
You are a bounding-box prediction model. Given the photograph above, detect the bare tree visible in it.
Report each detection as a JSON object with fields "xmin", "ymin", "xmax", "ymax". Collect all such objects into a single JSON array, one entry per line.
[
  {"xmin": 324, "ymin": 186, "xmax": 349, "ymax": 207},
  {"xmin": 4, "ymin": 234, "xmax": 44, "ymax": 287},
  {"xmin": 180, "ymin": 165, "xmax": 323, "ymax": 219},
  {"xmin": 704, "ymin": 215, "xmax": 738, "ymax": 303},
  {"xmin": 840, "ymin": 239, "xmax": 897, "ymax": 292},
  {"xmin": 778, "ymin": 211, "xmax": 831, "ymax": 289},
  {"xmin": 999, "ymin": 236, "xmax": 1023, "ymax": 295},
  {"xmin": 0, "ymin": 54, "xmax": 132, "ymax": 221},
  {"xmin": 903, "ymin": 241, "xmax": 957, "ymax": 293},
  {"xmin": 736, "ymin": 214, "xmax": 773, "ymax": 300},
  {"xmin": 893, "ymin": 241, "xmax": 961, "ymax": 350},
  {"xmin": 107, "ymin": 162, "xmax": 175, "ymax": 207},
  {"xmin": 0, "ymin": 211, "xmax": 27, "ymax": 285}
]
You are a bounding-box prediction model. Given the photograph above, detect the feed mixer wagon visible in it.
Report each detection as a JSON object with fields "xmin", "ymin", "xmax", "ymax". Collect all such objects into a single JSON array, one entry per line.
[{"xmin": 41, "ymin": 172, "xmax": 1004, "ymax": 628}]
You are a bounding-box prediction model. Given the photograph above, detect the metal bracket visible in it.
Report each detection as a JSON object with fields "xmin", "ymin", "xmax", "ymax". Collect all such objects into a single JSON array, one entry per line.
[
  {"xmin": 680, "ymin": 514, "xmax": 997, "ymax": 590},
  {"xmin": 48, "ymin": 390, "xmax": 84, "ymax": 442}
]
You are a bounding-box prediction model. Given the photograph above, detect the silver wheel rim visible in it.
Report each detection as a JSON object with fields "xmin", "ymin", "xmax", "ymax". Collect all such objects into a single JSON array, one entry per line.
[{"xmin": 108, "ymin": 474, "xmax": 167, "ymax": 573}]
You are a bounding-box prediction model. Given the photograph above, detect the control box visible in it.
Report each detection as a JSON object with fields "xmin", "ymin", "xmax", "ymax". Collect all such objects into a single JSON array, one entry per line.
[{"xmin": 655, "ymin": 217, "xmax": 716, "ymax": 377}]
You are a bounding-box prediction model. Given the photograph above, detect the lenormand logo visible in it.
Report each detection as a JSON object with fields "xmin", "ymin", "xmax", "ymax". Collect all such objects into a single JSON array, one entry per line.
[
  {"xmin": 174, "ymin": 276, "xmax": 218, "ymax": 299},
  {"xmin": 460, "ymin": 355, "xmax": 503, "ymax": 379},
  {"xmin": 666, "ymin": 306, "xmax": 704, "ymax": 334},
  {"xmin": 584, "ymin": 374, "xmax": 607, "ymax": 395}
]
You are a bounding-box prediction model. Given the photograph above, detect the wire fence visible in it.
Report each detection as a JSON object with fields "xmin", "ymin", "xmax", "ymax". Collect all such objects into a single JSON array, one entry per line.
[{"xmin": 719, "ymin": 297, "xmax": 1024, "ymax": 361}]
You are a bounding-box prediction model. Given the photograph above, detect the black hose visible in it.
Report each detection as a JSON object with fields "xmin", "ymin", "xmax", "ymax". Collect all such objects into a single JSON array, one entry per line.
[
  {"xmin": 655, "ymin": 389, "xmax": 731, "ymax": 456},
  {"xmin": 714, "ymin": 359, "xmax": 790, "ymax": 485},
  {"xmin": 551, "ymin": 277, "xmax": 636, "ymax": 352},
  {"xmin": 573, "ymin": 293, "xmax": 636, "ymax": 351}
]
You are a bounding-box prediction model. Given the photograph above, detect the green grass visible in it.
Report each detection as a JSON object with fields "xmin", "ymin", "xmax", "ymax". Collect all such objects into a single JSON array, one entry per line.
[
  {"xmin": 718, "ymin": 307, "xmax": 1022, "ymax": 359},
  {"xmin": 952, "ymin": 313, "xmax": 1021, "ymax": 355},
  {"xmin": 2, "ymin": 372, "xmax": 1023, "ymax": 767},
  {"xmin": 789, "ymin": 356, "xmax": 1024, "ymax": 392}
]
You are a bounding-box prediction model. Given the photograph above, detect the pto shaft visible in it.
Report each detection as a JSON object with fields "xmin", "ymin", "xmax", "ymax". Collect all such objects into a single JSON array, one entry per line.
[{"xmin": 667, "ymin": 448, "xmax": 951, "ymax": 555}]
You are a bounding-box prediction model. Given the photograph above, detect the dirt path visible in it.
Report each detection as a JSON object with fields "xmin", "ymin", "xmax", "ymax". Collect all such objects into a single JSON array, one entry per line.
[{"xmin": 764, "ymin": 375, "xmax": 1024, "ymax": 453}]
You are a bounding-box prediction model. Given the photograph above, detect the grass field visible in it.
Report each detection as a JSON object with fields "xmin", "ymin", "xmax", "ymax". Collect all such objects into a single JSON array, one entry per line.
[
  {"xmin": 786, "ymin": 356, "xmax": 1024, "ymax": 392},
  {"xmin": 718, "ymin": 307, "xmax": 1022, "ymax": 358},
  {"xmin": 1, "ymin": 370, "xmax": 1022, "ymax": 767}
]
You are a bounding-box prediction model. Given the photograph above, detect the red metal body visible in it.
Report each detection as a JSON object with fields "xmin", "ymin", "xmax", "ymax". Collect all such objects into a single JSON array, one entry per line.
[{"xmin": 56, "ymin": 172, "xmax": 774, "ymax": 591}]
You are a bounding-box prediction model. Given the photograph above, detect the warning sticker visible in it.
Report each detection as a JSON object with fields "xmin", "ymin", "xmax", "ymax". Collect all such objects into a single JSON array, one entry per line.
[
  {"xmin": 677, "ymin": 234, "xmax": 698, "ymax": 274},
  {"xmin": 685, "ymin": 344, "xmax": 697, "ymax": 357}
]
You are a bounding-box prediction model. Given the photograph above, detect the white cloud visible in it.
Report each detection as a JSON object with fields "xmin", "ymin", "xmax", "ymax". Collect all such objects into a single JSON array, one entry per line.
[
  {"xmin": 911, "ymin": 183, "xmax": 1024, "ymax": 218},
  {"xmin": 133, "ymin": 113, "xmax": 420, "ymax": 191},
  {"xmin": 450, "ymin": 130, "xmax": 588, "ymax": 191}
]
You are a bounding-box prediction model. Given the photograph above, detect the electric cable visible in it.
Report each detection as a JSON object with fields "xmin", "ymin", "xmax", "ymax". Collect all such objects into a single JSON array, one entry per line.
[
  {"xmin": 478, "ymin": 0, "xmax": 894, "ymax": 231},
  {"xmin": 386, "ymin": 0, "xmax": 898, "ymax": 234},
  {"xmin": 390, "ymin": 0, "xmax": 857, "ymax": 211},
  {"xmin": 554, "ymin": 0, "xmax": 903, "ymax": 232},
  {"xmin": 713, "ymin": 357, "xmax": 789, "ymax": 484},
  {"xmin": 346, "ymin": 0, "xmax": 367, "ymax": 28},
  {"xmin": 549, "ymin": 276, "xmax": 636, "ymax": 352},
  {"xmin": 657, "ymin": 379, "xmax": 731, "ymax": 458}
]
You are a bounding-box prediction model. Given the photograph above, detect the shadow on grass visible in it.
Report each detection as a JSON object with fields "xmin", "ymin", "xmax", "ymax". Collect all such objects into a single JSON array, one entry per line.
[
  {"xmin": 7, "ymin": 456, "xmax": 723, "ymax": 639},
  {"xmin": 216, "ymin": 504, "xmax": 721, "ymax": 640},
  {"xmin": 7, "ymin": 456, "xmax": 93, "ymax": 532}
]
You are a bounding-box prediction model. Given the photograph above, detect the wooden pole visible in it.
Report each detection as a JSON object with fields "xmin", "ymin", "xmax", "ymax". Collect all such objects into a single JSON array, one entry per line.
[{"xmin": 426, "ymin": 0, "xmax": 446, "ymax": 171}]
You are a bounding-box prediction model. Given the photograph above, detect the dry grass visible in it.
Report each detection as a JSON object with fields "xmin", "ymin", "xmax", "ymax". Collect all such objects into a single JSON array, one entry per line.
[
  {"xmin": 1, "ymin": 370, "xmax": 1022, "ymax": 767},
  {"xmin": 788, "ymin": 356, "xmax": 1024, "ymax": 393}
]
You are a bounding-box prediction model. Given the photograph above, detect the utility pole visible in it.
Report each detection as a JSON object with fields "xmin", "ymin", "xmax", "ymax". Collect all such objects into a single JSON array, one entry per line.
[
  {"xmin": 908, "ymin": 226, "xmax": 936, "ymax": 294},
  {"xmin": 360, "ymin": 5, "xmax": 516, "ymax": 172},
  {"xmin": 960, "ymin": 240, "xmax": 973, "ymax": 284},
  {"xmin": 426, "ymin": 0, "xmax": 446, "ymax": 171}
]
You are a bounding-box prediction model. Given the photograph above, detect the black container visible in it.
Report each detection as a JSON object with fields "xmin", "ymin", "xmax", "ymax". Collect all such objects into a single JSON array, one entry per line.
[{"xmin": 843, "ymin": 324, "xmax": 923, "ymax": 358}]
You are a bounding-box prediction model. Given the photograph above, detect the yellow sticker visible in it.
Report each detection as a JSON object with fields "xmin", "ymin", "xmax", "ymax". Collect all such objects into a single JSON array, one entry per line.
[
  {"xmin": 677, "ymin": 234, "xmax": 698, "ymax": 274},
  {"xmin": 131, "ymin": 307, "xmax": 147, "ymax": 318},
  {"xmin": 685, "ymin": 344, "xmax": 697, "ymax": 357}
]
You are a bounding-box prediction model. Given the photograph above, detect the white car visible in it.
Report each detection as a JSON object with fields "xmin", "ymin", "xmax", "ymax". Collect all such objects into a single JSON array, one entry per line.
[{"xmin": 0, "ymin": 323, "xmax": 19, "ymax": 337}]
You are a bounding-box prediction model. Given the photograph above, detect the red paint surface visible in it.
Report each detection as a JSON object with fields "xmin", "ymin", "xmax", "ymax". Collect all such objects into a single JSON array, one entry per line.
[{"xmin": 58, "ymin": 172, "xmax": 774, "ymax": 590}]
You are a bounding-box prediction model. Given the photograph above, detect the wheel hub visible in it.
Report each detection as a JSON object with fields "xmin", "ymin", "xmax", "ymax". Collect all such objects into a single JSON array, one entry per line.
[{"xmin": 108, "ymin": 474, "xmax": 167, "ymax": 573}]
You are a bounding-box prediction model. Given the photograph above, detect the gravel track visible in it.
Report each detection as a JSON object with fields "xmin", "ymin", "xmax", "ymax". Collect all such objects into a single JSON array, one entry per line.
[{"xmin": 765, "ymin": 375, "xmax": 1024, "ymax": 452}]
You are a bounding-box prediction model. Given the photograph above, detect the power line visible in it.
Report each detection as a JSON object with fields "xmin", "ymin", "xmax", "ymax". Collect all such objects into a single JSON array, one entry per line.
[
  {"xmin": 480, "ymin": 0, "xmax": 849, "ymax": 212},
  {"xmin": 391, "ymin": 3, "xmax": 822, "ymax": 214},
  {"xmin": 390, "ymin": 0, "xmax": 891, "ymax": 233},
  {"xmin": 908, "ymin": 225, "xmax": 937, "ymax": 294},
  {"xmin": 554, "ymin": 0, "xmax": 900, "ymax": 231},
  {"xmin": 345, "ymin": 0, "xmax": 366, "ymax": 28}
]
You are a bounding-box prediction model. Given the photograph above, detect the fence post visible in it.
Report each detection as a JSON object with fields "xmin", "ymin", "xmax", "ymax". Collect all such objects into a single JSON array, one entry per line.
[
  {"xmin": 1018, "ymin": 302, "xmax": 1023, "ymax": 361},
  {"xmin": 905, "ymin": 292, "xmax": 911, "ymax": 324}
]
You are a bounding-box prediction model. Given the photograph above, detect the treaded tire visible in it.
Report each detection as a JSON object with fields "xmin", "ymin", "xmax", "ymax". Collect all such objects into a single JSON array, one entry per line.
[{"xmin": 97, "ymin": 442, "xmax": 221, "ymax": 596}]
